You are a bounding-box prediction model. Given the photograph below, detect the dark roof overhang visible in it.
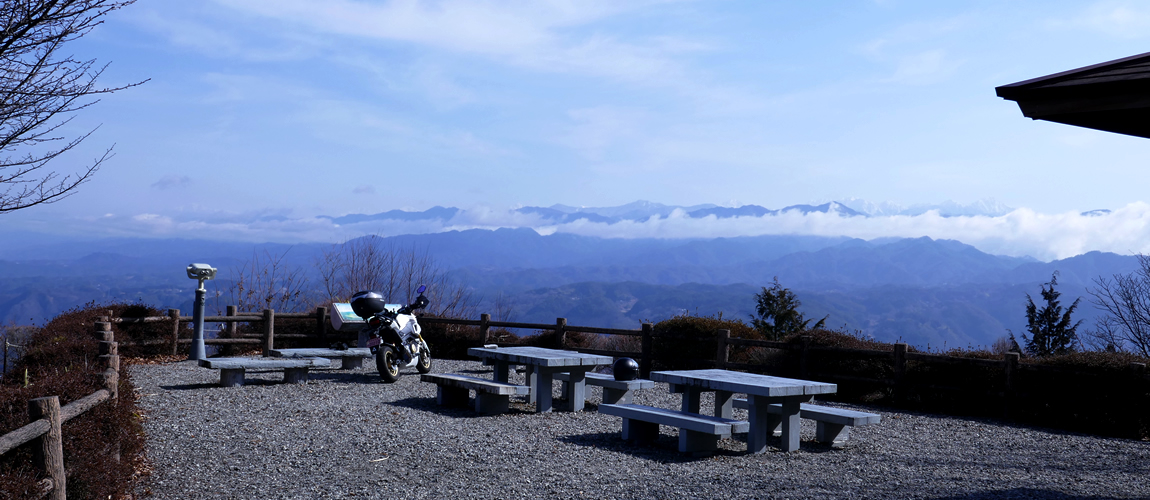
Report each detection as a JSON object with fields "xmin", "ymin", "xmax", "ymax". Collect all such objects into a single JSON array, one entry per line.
[{"xmin": 996, "ymin": 51, "xmax": 1150, "ymax": 139}]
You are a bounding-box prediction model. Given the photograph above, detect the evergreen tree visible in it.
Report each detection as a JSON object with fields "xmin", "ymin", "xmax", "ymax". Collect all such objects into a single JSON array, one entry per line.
[
  {"xmin": 1023, "ymin": 272, "xmax": 1082, "ymax": 356},
  {"xmin": 751, "ymin": 277, "xmax": 827, "ymax": 341}
]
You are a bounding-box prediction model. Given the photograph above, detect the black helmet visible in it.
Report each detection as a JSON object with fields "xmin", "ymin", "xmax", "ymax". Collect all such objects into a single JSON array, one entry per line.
[{"xmin": 613, "ymin": 357, "xmax": 639, "ymax": 381}]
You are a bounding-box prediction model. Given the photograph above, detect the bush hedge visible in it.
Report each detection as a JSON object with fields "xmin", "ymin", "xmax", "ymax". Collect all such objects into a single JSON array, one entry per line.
[{"xmin": 1, "ymin": 302, "xmax": 148, "ymax": 499}]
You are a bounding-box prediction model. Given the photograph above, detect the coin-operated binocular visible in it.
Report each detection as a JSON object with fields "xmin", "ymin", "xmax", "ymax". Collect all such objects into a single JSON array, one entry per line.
[{"xmin": 185, "ymin": 263, "xmax": 216, "ymax": 361}]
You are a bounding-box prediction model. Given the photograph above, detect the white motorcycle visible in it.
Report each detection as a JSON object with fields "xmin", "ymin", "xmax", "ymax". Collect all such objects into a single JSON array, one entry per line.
[{"xmin": 349, "ymin": 285, "xmax": 433, "ymax": 383}]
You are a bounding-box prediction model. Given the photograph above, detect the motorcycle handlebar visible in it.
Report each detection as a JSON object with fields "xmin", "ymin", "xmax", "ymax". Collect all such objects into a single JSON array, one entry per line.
[{"xmin": 397, "ymin": 294, "xmax": 429, "ymax": 315}]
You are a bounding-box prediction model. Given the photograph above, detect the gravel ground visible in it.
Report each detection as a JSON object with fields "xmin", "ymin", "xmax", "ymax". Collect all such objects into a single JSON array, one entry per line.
[{"xmin": 130, "ymin": 358, "xmax": 1150, "ymax": 499}]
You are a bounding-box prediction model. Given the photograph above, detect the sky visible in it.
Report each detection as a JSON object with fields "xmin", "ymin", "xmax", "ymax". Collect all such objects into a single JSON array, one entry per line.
[{"xmin": 6, "ymin": 0, "xmax": 1150, "ymax": 260}]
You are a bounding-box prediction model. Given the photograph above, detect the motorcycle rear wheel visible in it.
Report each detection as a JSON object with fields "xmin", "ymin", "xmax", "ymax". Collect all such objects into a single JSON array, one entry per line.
[
  {"xmin": 377, "ymin": 348, "xmax": 401, "ymax": 383},
  {"xmin": 416, "ymin": 345, "xmax": 432, "ymax": 374}
]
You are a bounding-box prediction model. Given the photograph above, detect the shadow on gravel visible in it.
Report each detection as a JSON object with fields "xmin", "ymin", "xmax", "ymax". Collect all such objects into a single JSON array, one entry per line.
[
  {"xmin": 159, "ymin": 383, "xmax": 219, "ymax": 391},
  {"xmin": 558, "ymin": 432, "xmax": 746, "ymax": 462},
  {"xmin": 855, "ymin": 402, "xmax": 1111, "ymax": 442},
  {"xmin": 387, "ymin": 396, "xmax": 538, "ymax": 417},
  {"xmin": 307, "ymin": 371, "xmax": 383, "ymax": 383},
  {"xmin": 929, "ymin": 488, "xmax": 1128, "ymax": 499}
]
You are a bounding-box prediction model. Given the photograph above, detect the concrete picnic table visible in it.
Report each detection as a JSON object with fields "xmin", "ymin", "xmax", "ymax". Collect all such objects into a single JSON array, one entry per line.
[
  {"xmin": 651, "ymin": 369, "xmax": 837, "ymax": 453},
  {"xmin": 467, "ymin": 346, "xmax": 612, "ymax": 413},
  {"xmin": 270, "ymin": 348, "xmax": 374, "ymax": 370}
]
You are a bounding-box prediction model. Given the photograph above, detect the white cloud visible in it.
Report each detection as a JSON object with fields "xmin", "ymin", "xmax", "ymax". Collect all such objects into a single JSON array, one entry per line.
[
  {"xmin": 884, "ymin": 50, "xmax": 963, "ymax": 85},
  {"xmin": 209, "ymin": 0, "xmax": 700, "ymax": 85},
  {"xmin": 1048, "ymin": 1, "xmax": 1150, "ymax": 39}
]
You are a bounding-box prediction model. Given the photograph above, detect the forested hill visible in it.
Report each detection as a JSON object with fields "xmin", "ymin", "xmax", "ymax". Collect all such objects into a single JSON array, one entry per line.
[{"xmin": 0, "ymin": 230, "xmax": 1137, "ymax": 348}]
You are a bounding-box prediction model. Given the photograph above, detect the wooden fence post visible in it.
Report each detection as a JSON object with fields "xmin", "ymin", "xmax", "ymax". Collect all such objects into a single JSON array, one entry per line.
[
  {"xmin": 315, "ymin": 306, "xmax": 328, "ymax": 342},
  {"xmin": 262, "ymin": 309, "xmax": 275, "ymax": 357},
  {"xmin": 639, "ymin": 323, "xmax": 653, "ymax": 378},
  {"xmin": 226, "ymin": 306, "xmax": 238, "ymax": 339},
  {"xmin": 99, "ymin": 341, "xmax": 120, "ymax": 372},
  {"xmin": 95, "ymin": 319, "xmax": 112, "ymax": 342},
  {"xmin": 29, "ymin": 396, "xmax": 65, "ymax": 500},
  {"xmin": 1004, "ymin": 352, "xmax": 1019, "ymax": 418},
  {"xmin": 799, "ymin": 335, "xmax": 812, "ymax": 378},
  {"xmin": 556, "ymin": 317, "xmax": 567, "ymax": 348},
  {"xmin": 169, "ymin": 309, "xmax": 181, "ymax": 355},
  {"xmin": 715, "ymin": 329, "xmax": 730, "ymax": 369},
  {"xmin": 103, "ymin": 367, "xmax": 121, "ymax": 463},
  {"xmin": 479, "ymin": 313, "xmax": 491, "ymax": 344},
  {"xmin": 893, "ymin": 343, "xmax": 907, "ymax": 403}
]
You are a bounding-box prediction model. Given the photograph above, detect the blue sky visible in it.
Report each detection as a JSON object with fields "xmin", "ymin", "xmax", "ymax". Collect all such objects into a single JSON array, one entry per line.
[{"xmin": 6, "ymin": 0, "xmax": 1150, "ymax": 260}]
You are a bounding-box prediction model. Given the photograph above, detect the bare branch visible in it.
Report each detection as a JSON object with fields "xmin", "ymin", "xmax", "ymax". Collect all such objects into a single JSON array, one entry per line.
[{"xmin": 0, "ymin": 0, "xmax": 145, "ymax": 213}]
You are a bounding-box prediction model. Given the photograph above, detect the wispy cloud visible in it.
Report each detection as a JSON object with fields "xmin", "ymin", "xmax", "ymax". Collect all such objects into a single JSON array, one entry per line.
[
  {"xmin": 1047, "ymin": 1, "xmax": 1150, "ymax": 39},
  {"xmin": 208, "ymin": 0, "xmax": 703, "ymax": 86},
  {"xmin": 151, "ymin": 175, "xmax": 193, "ymax": 190}
]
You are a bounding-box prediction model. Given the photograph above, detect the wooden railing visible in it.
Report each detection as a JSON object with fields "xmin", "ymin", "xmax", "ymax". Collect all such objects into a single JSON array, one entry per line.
[
  {"xmin": 0, "ymin": 321, "xmax": 121, "ymax": 500},
  {"xmin": 118, "ymin": 307, "xmax": 659, "ymax": 371},
  {"xmin": 116, "ymin": 308, "xmax": 1150, "ymax": 392}
]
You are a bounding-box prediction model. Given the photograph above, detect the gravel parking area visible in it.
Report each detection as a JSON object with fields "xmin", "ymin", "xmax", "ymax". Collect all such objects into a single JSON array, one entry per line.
[{"xmin": 131, "ymin": 358, "xmax": 1149, "ymax": 499}]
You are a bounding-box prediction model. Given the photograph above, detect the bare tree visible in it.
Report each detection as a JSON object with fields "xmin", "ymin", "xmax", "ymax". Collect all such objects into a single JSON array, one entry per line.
[
  {"xmin": 1, "ymin": 0, "xmax": 144, "ymax": 213},
  {"xmin": 1088, "ymin": 254, "xmax": 1150, "ymax": 357},
  {"xmin": 220, "ymin": 248, "xmax": 310, "ymax": 314},
  {"xmin": 316, "ymin": 236, "xmax": 477, "ymax": 319}
]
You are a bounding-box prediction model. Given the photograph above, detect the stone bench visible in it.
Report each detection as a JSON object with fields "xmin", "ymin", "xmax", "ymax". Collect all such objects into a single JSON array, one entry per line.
[
  {"xmin": 198, "ymin": 357, "xmax": 331, "ymax": 387},
  {"xmin": 555, "ymin": 372, "xmax": 654, "ymax": 405},
  {"xmin": 270, "ymin": 348, "xmax": 374, "ymax": 370},
  {"xmin": 421, "ymin": 373, "xmax": 530, "ymax": 415},
  {"xmin": 732, "ymin": 399, "xmax": 880, "ymax": 446},
  {"xmin": 598, "ymin": 403, "xmax": 750, "ymax": 454}
]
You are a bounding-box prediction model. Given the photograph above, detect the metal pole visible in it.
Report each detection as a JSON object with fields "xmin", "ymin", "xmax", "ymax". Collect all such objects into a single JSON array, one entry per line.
[{"xmin": 189, "ymin": 279, "xmax": 207, "ymax": 360}]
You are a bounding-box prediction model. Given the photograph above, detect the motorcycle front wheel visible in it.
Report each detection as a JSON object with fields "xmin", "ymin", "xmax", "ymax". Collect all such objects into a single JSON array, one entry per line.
[
  {"xmin": 416, "ymin": 345, "xmax": 432, "ymax": 374},
  {"xmin": 377, "ymin": 348, "xmax": 401, "ymax": 383}
]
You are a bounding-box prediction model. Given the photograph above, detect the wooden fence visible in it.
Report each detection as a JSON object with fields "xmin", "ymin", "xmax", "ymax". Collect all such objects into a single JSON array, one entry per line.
[
  {"xmin": 129, "ymin": 308, "xmax": 658, "ymax": 368},
  {"xmin": 123, "ymin": 310, "xmax": 1150, "ymax": 427},
  {"xmin": 126, "ymin": 309, "xmax": 1150, "ymax": 401},
  {"xmin": 0, "ymin": 321, "xmax": 121, "ymax": 500}
]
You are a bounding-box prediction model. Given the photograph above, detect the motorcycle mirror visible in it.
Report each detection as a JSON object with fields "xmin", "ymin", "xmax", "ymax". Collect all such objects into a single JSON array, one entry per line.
[{"xmin": 416, "ymin": 284, "xmax": 427, "ymax": 294}]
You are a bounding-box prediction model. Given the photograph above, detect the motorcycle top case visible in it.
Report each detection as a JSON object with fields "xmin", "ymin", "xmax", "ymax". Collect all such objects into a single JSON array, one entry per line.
[{"xmin": 350, "ymin": 290, "xmax": 387, "ymax": 318}]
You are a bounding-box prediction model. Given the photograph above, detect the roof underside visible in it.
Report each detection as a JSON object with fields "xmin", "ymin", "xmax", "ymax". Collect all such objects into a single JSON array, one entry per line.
[{"xmin": 996, "ymin": 51, "xmax": 1150, "ymax": 139}]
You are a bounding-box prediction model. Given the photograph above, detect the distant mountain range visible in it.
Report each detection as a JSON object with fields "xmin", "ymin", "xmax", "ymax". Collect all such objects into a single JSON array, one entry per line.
[
  {"xmin": 307, "ymin": 199, "xmax": 1015, "ymax": 227},
  {"xmin": 0, "ymin": 226, "xmax": 1137, "ymax": 349}
]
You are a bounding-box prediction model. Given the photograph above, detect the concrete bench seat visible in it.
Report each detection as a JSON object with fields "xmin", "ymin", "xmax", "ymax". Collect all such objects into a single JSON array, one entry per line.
[
  {"xmin": 421, "ymin": 373, "xmax": 530, "ymax": 415},
  {"xmin": 732, "ymin": 399, "xmax": 880, "ymax": 446},
  {"xmin": 599, "ymin": 403, "xmax": 750, "ymax": 454},
  {"xmin": 555, "ymin": 372, "xmax": 654, "ymax": 405},
  {"xmin": 271, "ymin": 348, "xmax": 374, "ymax": 370},
  {"xmin": 198, "ymin": 357, "xmax": 331, "ymax": 387}
]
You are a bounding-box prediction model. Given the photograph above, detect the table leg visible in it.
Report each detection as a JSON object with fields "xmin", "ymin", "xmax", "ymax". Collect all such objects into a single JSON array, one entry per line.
[
  {"xmin": 715, "ymin": 390, "xmax": 735, "ymax": 419},
  {"xmin": 526, "ymin": 365, "xmax": 537, "ymax": 403},
  {"xmin": 680, "ymin": 387, "xmax": 702, "ymax": 414},
  {"xmin": 493, "ymin": 360, "xmax": 510, "ymax": 383},
  {"xmin": 564, "ymin": 370, "xmax": 587, "ymax": 412},
  {"xmin": 779, "ymin": 397, "xmax": 802, "ymax": 452},
  {"xmin": 532, "ymin": 368, "xmax": 554, "ymax": 413},
  {"xmin": 747, "ymin": 395, "xmax": 771, "ymax": 453}
]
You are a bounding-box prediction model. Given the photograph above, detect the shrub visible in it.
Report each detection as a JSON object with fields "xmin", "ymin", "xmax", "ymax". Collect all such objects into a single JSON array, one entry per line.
[
  {"xmin": 651, "ymin": 314, "xmax": 756, "ymax": 370},
  {"xmin": 1, "ymin": 302, "xmax": 147, "ymax": 500}
]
